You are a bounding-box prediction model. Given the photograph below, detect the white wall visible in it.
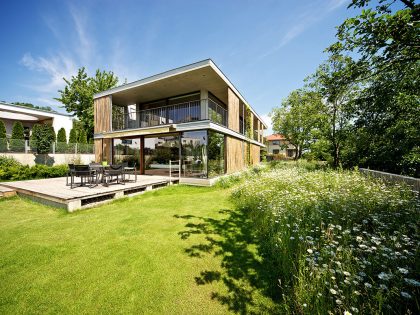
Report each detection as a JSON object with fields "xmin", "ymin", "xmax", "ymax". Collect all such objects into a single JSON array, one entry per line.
[{"xmin": 1, "ymin": 153, "xmax": 95, "ymax": 166}]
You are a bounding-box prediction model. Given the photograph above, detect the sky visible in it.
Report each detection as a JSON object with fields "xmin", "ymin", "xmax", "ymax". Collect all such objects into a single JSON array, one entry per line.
[{"xmin": 0, "ymin": 0, "xmax": 358, "ymax": 134}]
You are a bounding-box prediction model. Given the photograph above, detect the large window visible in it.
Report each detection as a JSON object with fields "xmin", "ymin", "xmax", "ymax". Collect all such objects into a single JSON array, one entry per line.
[
  {"xmin": 144, "ymin": 135, "xmax": 180, "ymax": 176},
  {"xmin": 113, "ymin": 138, "xmax": 141, "ymax": 168},
  {"xmin": 181, "ymin": 131, "xmax": 207, "ymax": 178},
  {"xmin": 208, "ymin": 131, "xmax": 225, "ymax": 178}
]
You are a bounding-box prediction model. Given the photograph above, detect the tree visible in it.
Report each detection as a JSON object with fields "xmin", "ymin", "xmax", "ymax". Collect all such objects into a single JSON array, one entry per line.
[
  {"xmin": 0, "ymin": 120, "xmax": 7, "ymax": 151},
  {"xmin": 325, "ymin": 0, "xmax": 419, "ymax": 175},
  {"xmin": 271, "ymin": 89, "xmax": 326, "ymax": 160},
  {"xmin": 31, "ymin": 124, "xmax": 55, "ymax": 154},
  {"xmin": 10, "ymin": 121, "xmax": 25, "ymax": 152},
  {"xmin": 327, "ymin": 0, "xmax": 419, "ymax": 80},
  {"xmin": 50, "ymin": 126, "xmax": 56, "ymax": 143},
  {"xmin": 306, "ymin": 55, "xmax": 358, "ymax": 167},
  {"xmin": 55, "ymin": 68, "xmax": 119, "ymax": 139},
  {"xmin": 56, "ymin": 127, "xmax": 67, "ymax": 153},
  {"xmin": 78, "ymin": 129, "xmax": 87, "ymax": 144},
  {"xmin": 56, "ymin": 128, "xmax": 67, "ymax": 143},
  {"xmin": 68, "ymin": 128, "xmax": 77, "ymax": 144}
]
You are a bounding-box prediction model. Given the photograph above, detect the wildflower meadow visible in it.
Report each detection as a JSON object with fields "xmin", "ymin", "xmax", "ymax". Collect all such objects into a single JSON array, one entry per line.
[{"xmin": 232, "ymin": 163, "xmax": 419, "ymax": 314}]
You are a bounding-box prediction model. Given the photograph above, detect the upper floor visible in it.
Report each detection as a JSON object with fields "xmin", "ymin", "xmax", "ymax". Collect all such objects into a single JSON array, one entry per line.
[{"xmin": 93, "ymin": 59, "xmax": 266, "ymax": 145}]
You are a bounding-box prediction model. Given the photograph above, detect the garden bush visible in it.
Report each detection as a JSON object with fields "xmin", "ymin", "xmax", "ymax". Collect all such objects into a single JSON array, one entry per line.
[
  {"xmin": 0, "ymin": 156, "xmax": 67, "ymax": 181},
  {"xmin": 232, "ymin": 166, "xmax": 419, "ymax": 314}
]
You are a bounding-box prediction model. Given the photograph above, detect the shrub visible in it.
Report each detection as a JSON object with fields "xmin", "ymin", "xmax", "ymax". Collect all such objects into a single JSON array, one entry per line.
[
  {"xmin": 0, "ymin": 156, "xmax": 68, "ymax": 180},
  {"xmin": 232, "ymin": 167, "xmax": 419, "ymax": 314},
  {"xmin": 9, "ymin": 121, "xmax": 25, "ymax": 152},
  {"xmin": 0, "ymin": 120, "xmax": 7, "ymax": 151}
]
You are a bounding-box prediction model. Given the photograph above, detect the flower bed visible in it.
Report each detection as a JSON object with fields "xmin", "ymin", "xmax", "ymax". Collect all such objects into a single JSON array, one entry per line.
[{"xmin": 232, "ymin": 165, "xmax": 419, "ymax": 314}]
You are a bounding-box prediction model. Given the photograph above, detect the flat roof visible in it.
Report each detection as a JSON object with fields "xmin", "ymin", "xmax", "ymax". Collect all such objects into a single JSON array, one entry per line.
[
  {"xmin": 94, "ymin": 59, "xmax": 267, "ymax": 128},
  {"xmin": 0, "ymin": 101, "xmax": 72, "ymax": 117}
]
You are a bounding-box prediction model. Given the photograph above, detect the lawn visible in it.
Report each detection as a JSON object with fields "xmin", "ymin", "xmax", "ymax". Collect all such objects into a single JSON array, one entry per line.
[{"xmin": 0, "ymin": 185, "xmax": 278, "ymax": 314}]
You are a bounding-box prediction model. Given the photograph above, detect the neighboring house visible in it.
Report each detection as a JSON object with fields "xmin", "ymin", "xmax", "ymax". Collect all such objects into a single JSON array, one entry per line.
[
  {"xmin": 93, "ymin": 59, "xmax": 267, "ymax": 184},
  {"xmin": 0, "ymin": 101, "xmax": 74, "ymax": 140},
  {"xmin": 266, "ymin": 134, "xmax": 297, "ymax": 158}
]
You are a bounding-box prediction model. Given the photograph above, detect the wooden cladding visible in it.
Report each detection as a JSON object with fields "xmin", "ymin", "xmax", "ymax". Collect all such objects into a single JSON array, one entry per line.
[
  {"xmin": 94, "ymin": 96, "xmax": 112, "ymax": 134},
  {"xmin": 94, "ymin": 138, "xmax": 112, "ymax": 163},
  {"xmin": 226, "ymin": 135, "xmax": 245, "ymax": 174},
  {"xmin": 227, "ymin": 88, "xmax": 240, "ymax": 132},
  {"xmin": 250, "ymin": 144, "xmax": 260, "ymax": 165}
]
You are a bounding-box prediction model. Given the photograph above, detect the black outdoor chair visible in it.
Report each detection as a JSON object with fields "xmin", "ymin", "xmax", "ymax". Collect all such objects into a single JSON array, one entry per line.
[
  {"xmin": 122, "ymin": 162, "xmax": 137, "ymax": 182},
  {"xmin": 66, "ymin": 163, "xmax": 75, "ymax": 186},
  {"xmin": 70, "ymin": 165, "xmax": 98, "ymax": 189},
  {"xmin": 89, "ymin": 163, "xmax": 104, "ymax": 183},
  {"xmin": 103, "ymin": 164, "xmax": 125, "ymax": 186}
]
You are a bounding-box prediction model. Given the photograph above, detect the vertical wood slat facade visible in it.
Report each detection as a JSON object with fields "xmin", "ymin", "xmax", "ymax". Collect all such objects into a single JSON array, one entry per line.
[
  {"xmin": 94, "ymin": 96, "xmax": 112, "ymax": 133},
  {"xmin": 94, "ymin": 96, "xmax": 112, "ymax": 162},
  {"xmin": 226, "ymin": 135, "xmax": 245, "ymax": 173},
  {"xmin": 250, "ymin": 144, "xmax": 260, "ymax": 165},
  {"xmin": 227, "ymin": 88, "xmax": 240, "ymax": 133}
]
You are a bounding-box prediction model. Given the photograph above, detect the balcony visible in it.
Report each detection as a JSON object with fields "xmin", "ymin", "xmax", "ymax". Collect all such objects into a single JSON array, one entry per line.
[{"xmin": 112, "ymin": 98, "xmax": 227, "ymax": 131}]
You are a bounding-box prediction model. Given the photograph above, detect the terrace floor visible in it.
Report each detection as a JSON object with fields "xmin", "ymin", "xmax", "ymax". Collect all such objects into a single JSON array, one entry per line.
[{"xmin": 0, "ymin": 175, "xmax": 179, "ymax": 211}]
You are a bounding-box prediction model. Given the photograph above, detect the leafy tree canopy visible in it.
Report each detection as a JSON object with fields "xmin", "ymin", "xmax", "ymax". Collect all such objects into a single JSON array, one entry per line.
[
  {"xmin": 271, "ymin": 89, "xmax": 326, "ymax": 160},
  {"xmin": 55, "ymin": 68, "xmax": 118, "ymax": 139}
]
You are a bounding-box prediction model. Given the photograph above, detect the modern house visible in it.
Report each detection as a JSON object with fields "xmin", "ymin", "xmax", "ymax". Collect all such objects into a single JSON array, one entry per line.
[
  {"xmin": 266, "ymin": 134, "xmax": 296, "ymax": 159},
  {"xmin": 0, "ymin": 101, "xmax": 74, "ymax": 140},
  {"xmin": 93, "ymin": 59, "xmax": 267, "ymax": 184}
]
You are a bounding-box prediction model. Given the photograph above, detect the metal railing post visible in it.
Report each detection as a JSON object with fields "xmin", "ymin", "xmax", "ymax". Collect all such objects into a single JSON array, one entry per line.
[{"xmin": 169, "ymin": 160, "xmax": 172, "ymax": 183}]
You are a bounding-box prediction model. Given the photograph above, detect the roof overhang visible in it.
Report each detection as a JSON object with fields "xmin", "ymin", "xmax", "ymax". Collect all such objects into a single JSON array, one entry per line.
[
  {"xmin": 94, "ymin": 59, "xmax": 268, "ymax": 128},
  {"xmin": 94, "ymin": 120, "xmax": 265, "ymax": 147}
]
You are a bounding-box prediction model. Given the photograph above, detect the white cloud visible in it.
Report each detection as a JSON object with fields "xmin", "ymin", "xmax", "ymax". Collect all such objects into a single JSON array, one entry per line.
[
  {"xmin": 20, "ymin": 52, "xmax": 77, "ymax": 93},
  {"xmin": 69, "ymin": 5, "xmax": 94, "ymax": 66},
  {"xmin": 259, "ymin": 0, "xmax": 349, "ymax": 59}
]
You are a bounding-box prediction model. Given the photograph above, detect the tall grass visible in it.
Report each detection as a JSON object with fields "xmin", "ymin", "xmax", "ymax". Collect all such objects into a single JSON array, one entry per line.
[{"xmin": 232, "ymin": 165, "xmax": 419, "ymax": 314}]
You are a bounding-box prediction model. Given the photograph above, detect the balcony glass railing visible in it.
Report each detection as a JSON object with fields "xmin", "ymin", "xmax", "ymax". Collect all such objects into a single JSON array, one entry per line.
[{"xmin": 112, "ymin": 98, "xmax": 227, "ymax": 131}]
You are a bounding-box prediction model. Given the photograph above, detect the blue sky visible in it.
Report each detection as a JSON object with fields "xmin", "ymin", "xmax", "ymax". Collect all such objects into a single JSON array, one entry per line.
[{"xmin": 0, "ymin": 0, "xmax": 357, "ymax": 133}]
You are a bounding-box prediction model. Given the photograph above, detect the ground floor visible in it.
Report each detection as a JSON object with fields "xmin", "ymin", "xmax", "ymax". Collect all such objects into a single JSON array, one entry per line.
[{"xmin": 95, "ymin": 128, "xmax": 262, "ymax": 180}]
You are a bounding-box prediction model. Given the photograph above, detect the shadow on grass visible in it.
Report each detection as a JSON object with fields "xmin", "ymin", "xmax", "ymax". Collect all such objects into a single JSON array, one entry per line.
[{"xmin": 174, "ymin": 209, "xmax": 281, "ymax": 314}]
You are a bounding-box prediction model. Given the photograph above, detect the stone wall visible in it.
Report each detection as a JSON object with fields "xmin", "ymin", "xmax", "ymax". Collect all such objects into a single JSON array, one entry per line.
[
  {"xmin": 1, "ymin": 153, "xmax": 95, "ymax": 166},
  {"xmin": 359, "ymin": 168, "xmax": 420, "ymax": 192}
]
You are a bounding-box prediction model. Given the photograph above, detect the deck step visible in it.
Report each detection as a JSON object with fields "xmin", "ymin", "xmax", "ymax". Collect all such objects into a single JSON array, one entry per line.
[{"xmin": 0, "ymin": 186, "xmax": 17, "ymax": 198}]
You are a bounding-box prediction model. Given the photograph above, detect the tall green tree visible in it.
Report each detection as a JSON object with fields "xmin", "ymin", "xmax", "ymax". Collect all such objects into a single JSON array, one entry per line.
[
  {"xmin": 56, "ymin": 128, "xmax": 67, "ymax": 143},
  {"xmin": 326, "ymin": 0, "xmax": 419, "ymax": 175},
  {"xmin": 10, "ymin": 122, "xmax": 25, "ymax": 152},
  {"xmin": 78, "ymin": 129, "xmax": 87, "ymax": 144},
  {"xmin": 0, "ymin": 120, "xmax": 7, "ymax": 151},
  {"xmin": 55, "ymin": 68, "xmax": 119, "ymax": 139},
  {"xmin": 56, "ymin": 127, "xmax": 67, "ymax": 153},
  {"xmin": 271, "ymin": 89, "xmax": 326, "ymax": 160},
  {"xmin": 31, "ymin": 124, "xmax": 55, "ymax": 154},
  {"xmin": 328, "ymin": 0, "xmax": 419, "ymax": 80},
  {"xmin": 306, "ymin": 55, "xmax": 358, "ymax": 167},
  {"xmin": 68, "ymin": 128, "xmax": 77, "ymax": 144}
]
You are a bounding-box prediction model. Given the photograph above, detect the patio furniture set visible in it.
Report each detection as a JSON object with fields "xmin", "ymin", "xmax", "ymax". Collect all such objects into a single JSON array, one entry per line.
[{"xmin": 67, "ymin": 163, "xmax": 137, "ymax": 189}]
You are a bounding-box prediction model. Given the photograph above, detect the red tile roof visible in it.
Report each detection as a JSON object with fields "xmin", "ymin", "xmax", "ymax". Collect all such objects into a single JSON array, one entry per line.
[{"xmin": 266, "ymin": 134, "xmax": 285, "ymax": 141}]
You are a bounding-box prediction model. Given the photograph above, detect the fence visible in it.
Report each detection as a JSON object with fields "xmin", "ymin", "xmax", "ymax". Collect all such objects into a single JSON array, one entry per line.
[
  {"xmin": 0, "ymin": 139, "xmax": 94, "ymax": 154},
  {"xmin": 359, "ymin": 168, "xmax": 420, "ymax": 193}
]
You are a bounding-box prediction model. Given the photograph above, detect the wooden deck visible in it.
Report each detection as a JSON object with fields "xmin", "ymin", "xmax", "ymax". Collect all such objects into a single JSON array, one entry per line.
[{"xmin": 0, "ymin": 175, "xmax": 178, "ymax": 212}]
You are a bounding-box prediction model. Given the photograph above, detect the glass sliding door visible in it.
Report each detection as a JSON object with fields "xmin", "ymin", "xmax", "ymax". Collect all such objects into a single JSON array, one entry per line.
[
  {"xmin": 181, "ymin": 131, "xmax": 207, "ymax": 178},
  {"xmin": 144, "ymin": 135, "xmax": 180, "ymax": 176},
  {"xmin": 208, "ymin": 130, "xmax": 225, "ymax": 178},
  {"xmin": 113, "ymin": 138, "xmax": 141, "ymax": 168}
]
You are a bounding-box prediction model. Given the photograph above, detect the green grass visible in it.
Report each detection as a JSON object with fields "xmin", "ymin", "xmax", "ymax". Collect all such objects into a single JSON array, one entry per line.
[{"xmin": 0, "ymin": 185, "xmax": 278, "ymax": 314}]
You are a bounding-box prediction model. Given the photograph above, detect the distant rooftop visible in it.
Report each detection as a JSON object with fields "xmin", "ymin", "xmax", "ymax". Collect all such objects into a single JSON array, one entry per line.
[
  {"xmin": 266, "ymin": 134, "xmax": 286, "ymax": 141},
  {"xmin": 0, "ymin": 101, "xmax": 71, "ymax": 117}
]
